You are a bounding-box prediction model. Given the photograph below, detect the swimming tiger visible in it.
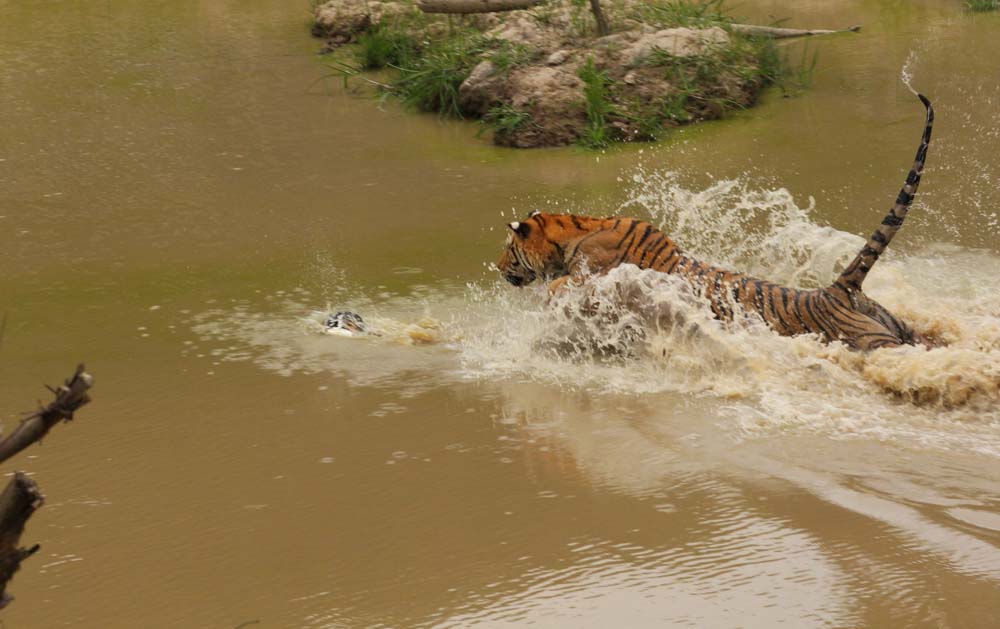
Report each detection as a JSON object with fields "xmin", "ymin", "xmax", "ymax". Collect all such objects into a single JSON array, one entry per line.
[{"xmin": 497, "ymin": 93, "xmax": 935, "ymax": 351}]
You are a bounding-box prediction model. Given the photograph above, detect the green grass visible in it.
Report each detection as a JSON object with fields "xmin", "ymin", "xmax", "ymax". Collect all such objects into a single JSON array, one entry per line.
[
  {"xmin": 753, "ymin": 37, "xmax": 818, "ymax": 95},
  {"xmin": 488, "ymin": 40, "xmax": 536, "ymax": 73},
  {"xmin": 390, "ymin": 32, "xmax": 538, "ymax": 117},
  {"xmin": 578, "ymin": 57, "xmax": 614, "ymax": 148},
  {"xmin": 965, "ymin": 0, "xmax": 999, "ymax": 10},
  {"xmin": 647, "ymin": 33, "xmax": 817, "ymax": 105},
  {"xmin": 646, "ymin": 45, "xmax": 742, "ymax": 115},
  {"xmin": 392, "ymin": 32, "xmax": 490, "ymax": 117},
  {"xmin": 355, "ymin": 26, "xmax": 420, "ymax": 69},
  {"xmin": 614, "ymin": 98, "xmax": 674, "ymax": 141},
  {"xmin": 631, "ymin": 0, "xmax": 731, "ymax": 29},
  {"xmin": 635, "ymin": 0, "xmax": 817, "ymax": 95},
  {"xmin": 661, "ymin": 90, "xmax": 692, "ymax": 122},
  {"xmin": 330, "ymin": 23, "xmax": 537, "ymax": 119},
  {"xmin": 481, "ymin": 104, "xmax": 534, "ymax": 139}
]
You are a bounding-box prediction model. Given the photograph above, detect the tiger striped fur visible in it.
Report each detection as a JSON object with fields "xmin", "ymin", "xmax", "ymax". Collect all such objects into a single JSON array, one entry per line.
[{"xmin": 497, "ymin": 94, "xmax": 935, "ymax": 351}]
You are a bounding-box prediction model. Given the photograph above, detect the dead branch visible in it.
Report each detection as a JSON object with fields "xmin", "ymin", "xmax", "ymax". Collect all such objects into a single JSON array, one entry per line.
[
  {"xmin": 417, "ymin": 0, "xmax": 543, "ymax": 13},
  {"xmin": 730, "ymin": 23, "xmax": 861, "ymax": 38},
  {"xmin": 0, "ymin": 473, "xmax": 43, "ymax": 609},
  {"xmin": 0, "ymin": 364, "xmax": 93, "ymax": 465},
  {"xmin": 0, "ymin": 365, "xmax": 94, "ymax": 608},
  {"xmin": 589, "ymin": 0, "xmax": 610, "ymax": 36}
]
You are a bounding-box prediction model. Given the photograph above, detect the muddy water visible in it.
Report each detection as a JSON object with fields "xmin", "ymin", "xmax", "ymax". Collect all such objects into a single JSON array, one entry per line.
[{"xmin": 2, "ymin": 0, "xmax": 1000, "ymax": 626}]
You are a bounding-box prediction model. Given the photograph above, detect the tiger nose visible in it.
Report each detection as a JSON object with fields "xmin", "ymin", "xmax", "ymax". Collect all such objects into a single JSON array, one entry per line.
[{"xmin": 505, "ymin": 274, "xmax": 525, "ymax": 287}]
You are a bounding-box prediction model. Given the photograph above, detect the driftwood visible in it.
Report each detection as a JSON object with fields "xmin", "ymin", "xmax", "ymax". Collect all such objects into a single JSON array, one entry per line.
[
  {"xmin": 414, "ymin": 0, "xmax": 861, "ymax": 36},
  {"xmin": 730, "ymin": 23, "xmax": 861, "ymax": 38},
  {"xmin": 0, "ymin": 365, "xmax": 93, "ymax": 609},
  {"xmin": 414, "ymin": 0, "xmax": 859, "ymax": 35},
  {"xmin": 0, "ymin": 364, "xmax": 93, "ymax": 465},
  {"xmin": 0, "ymin": 474, "xmax": 43, "ymax": 609},
  {"xmin": 417, "ymin": 0, "xmax": 542, "ymax": 13}
]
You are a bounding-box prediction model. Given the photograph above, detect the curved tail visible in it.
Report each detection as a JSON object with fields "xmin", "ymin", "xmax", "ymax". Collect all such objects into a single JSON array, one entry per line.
[{"xmin": 835, "ymin": 93, "xmax": 934, "ymax": 292}]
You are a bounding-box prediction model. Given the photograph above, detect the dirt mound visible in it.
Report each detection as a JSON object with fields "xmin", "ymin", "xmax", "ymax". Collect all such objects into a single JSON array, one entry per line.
[{"xmin": 312, "ymin": 0, "xmax": 777, "ymax": 147}]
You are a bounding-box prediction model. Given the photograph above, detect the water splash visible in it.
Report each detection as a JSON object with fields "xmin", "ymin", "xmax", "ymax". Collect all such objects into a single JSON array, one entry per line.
[
  {"xmin": 186, "ymin": 284, "xmax": 455, "ymax": 392},
  {"xmin": 457, "ymin": 172, "xmax": 1000, "ymax": 455},
  {"xmin": 619, "ymin": 170, "xmax": 863, "ymax": 287},
  {"xmin": 901, "ymin": 50, "xmax": 921, "ymax": 97}
]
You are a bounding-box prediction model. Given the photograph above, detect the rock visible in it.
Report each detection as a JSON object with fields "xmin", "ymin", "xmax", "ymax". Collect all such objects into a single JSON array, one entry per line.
[
  {"xmin": 486, "ymin": 15, "xmax": 545, "ymax": 46},
  {"xmin": 546, "ymin": 50, "xmax": 573, "ymax": 66},
  {"xmin": 462, "ymin": 59, "xmax": 588, "ymax": 147},
  {"xmin": 499, "ymin": 65, "xmax": 587, "ymax": 147},
  {"xmin": 311, "ymin": 0, "xmax": 413, "ymax": 41},
  {"xmin": 458, "ymin": 61, "xmax": 503, "ymax": 116},
  {"xmin": 592, "ymin": 33, "xmax": 630, "ymax": 49},
  {"xmin": 618, "ymin": 66, "xmax": 675, "ymax": 105},
  {"xmin": 312, "ymin": 0, "xmax": 372, "ymax": 40},
  {"xmin": 378, "ymin": 1, "xmax": 415, "ymax": 20},
  {"xmin": 468, "ymin": 13, "xmax": 503, "ymax": 30},
  {"xmin": 619, "ymin": 26, "xmax": 730, "ymax": 65}
]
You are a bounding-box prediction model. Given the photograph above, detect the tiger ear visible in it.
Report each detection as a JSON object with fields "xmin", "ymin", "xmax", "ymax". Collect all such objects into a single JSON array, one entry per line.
[
  {"xmin": 508, "ymin": 221, "xmax": 531, "ymax": 237},
  {"xmin": 529, "ymin": 210, "xmax": 541, "ymax": 218}
]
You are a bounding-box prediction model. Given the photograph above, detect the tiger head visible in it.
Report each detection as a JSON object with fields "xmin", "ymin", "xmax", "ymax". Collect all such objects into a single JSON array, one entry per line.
[{"xmin": 497, "ymin": 211, "xmax": 569, "ymax": 287}]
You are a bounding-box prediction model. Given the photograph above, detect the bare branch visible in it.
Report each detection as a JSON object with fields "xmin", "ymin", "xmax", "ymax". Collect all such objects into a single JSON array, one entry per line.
[
  {"xmin": 0, "ymin": 364, "xmax": 94, "ymax": 465},
  {"xmin": 0, "ymin": 473, "xmax": 44, "ymax": 609},
  {"xmin": 417, "ymin": 0, "xmax": 542, "ymax": 14},
  {"xmin": 730, "ymin": 23, "xmax": 861, "ymax": 38}
]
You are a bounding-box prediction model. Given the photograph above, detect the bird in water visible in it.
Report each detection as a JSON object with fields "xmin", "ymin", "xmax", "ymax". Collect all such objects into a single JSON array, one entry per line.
[{"xmin": 323, "ymin": 311, "xmax": 367, "ymax": 336}]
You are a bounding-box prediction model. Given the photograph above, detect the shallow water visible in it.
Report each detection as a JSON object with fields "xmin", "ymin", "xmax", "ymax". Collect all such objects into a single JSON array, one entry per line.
[{"xmin": 2, "ymin": 0, "xmax": 1000, "ymax": 627}]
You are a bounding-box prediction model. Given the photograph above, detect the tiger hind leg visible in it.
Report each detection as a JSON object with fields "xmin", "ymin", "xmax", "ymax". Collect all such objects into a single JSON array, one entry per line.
[{"xmin": 838, "ymin": 313, "xmax": 909, "ymax": 351}]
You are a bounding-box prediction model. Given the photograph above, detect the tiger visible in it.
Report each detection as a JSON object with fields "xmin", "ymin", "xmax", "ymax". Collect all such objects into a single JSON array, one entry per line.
[{"xmin": 497, "ymin": 93, "xmax": 935, "ymax": 352}]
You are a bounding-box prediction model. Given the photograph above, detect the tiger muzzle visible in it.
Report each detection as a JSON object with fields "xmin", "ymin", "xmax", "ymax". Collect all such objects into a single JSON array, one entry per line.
[{"xmin": 505, "ymin": 273, "xmax": 527, "ymax": 287}]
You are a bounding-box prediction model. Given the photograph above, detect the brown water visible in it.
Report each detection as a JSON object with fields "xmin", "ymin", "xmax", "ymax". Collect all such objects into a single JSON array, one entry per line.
[{"xmin": 2, "ymin": 0, "xmax": 1000, "ymax": 626}]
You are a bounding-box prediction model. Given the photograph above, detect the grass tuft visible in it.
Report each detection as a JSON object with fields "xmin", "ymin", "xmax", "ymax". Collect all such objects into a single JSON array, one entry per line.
[
  {"xmin": 481, "ymin": 104, "xmax": 534, "ymax": 139},
  {"xmin": 632, "ymin": 0, "xmax": 731, "ymax": 29},
  {"xmin": 965, "ymin": 0, "xmax": 999, "ymax": 10},
  {"xmin": 390, "ymin": 33, "xmax": 535, "ymax": 118},
  {"xmin": 578, "ymin": 57, "xmax": 613, "ymax": 148},
  {"xmin": 753, "ymin": 38, "xmax": 818, "ymax": 95},
  {"xmin": 355, "ymin": 27, "xmax": 420, "ymax": 70},
  {"xmin": 488, "ymin": 40, "xmax": 536, "ymax": 73},
  {"xmin": 392, "ymin": 32, "xmax": 489, "ymax": 117}
]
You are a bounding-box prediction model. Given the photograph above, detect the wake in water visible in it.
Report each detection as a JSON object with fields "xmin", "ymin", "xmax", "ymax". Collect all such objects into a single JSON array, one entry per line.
[{"xmin": 189, "ymin": 171, "xmax": 1000, "ymax": 454}]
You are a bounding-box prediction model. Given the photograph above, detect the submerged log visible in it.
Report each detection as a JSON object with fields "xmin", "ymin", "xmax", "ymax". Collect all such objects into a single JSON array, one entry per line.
[
  {"xmin": 417, "ymin": 0, "xmax": 543, "ymax": 13},
  {"xmin": 0, "ymin": 474, "xmax": 43, "ymax": 609},
  {"xmin": 730, "ymin": 23, "xmax": 862, "ymax": 38},
  {"xmin": 0, "ymin": 364, "xmax": 93, "ymax": 465}
]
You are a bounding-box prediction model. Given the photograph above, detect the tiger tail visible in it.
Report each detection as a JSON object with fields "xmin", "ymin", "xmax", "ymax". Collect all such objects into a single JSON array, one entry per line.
[{"xmin": 834, "ymin": 93, "xmax": 934, "ymax": 293}]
